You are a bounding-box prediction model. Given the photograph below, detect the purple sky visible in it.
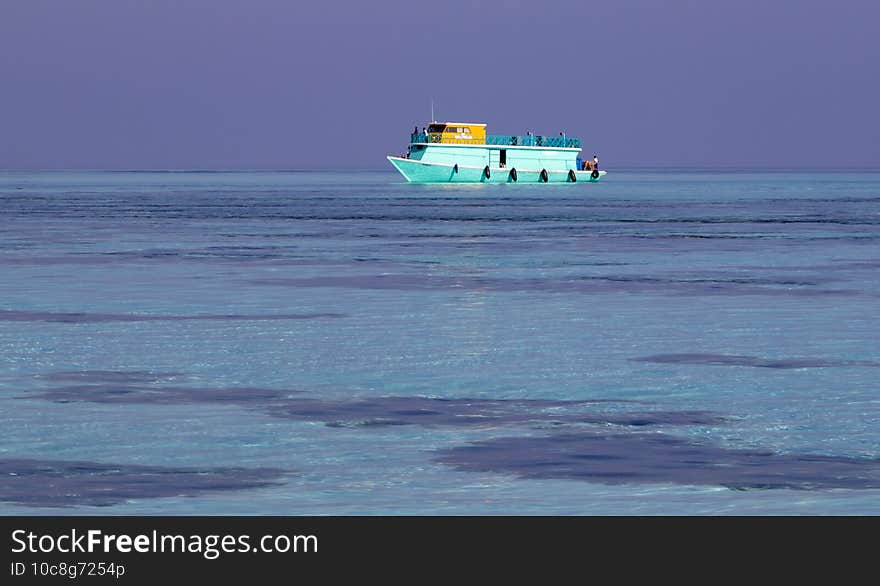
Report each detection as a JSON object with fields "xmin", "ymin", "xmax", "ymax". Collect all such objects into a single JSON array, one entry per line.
[{"xmin": 1, "ymin": 0, "xmax": 877, "ymax": 169}]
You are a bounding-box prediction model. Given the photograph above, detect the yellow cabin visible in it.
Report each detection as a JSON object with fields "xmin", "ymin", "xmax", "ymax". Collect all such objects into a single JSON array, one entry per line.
[{"xmin": 426, "ymin": 123, "xmax": 487, "ymax": 144}]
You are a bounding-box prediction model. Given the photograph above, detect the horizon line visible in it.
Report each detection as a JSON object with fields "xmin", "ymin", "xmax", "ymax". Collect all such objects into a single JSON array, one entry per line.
[{"xmin": 2, "ymin": 165, "xmax": 880, "ymax": 173}]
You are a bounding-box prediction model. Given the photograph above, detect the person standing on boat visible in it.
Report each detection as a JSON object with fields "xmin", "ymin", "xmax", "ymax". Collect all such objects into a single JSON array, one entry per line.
[{"xmin": 593, "ymin": 155, "xmax": 599, "ymax": 169}]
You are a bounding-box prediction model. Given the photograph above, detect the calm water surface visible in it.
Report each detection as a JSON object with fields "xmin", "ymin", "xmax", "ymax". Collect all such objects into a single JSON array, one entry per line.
[{"xmin": 1, "ymin": 169, "xmax": 878, "ymax": 514}]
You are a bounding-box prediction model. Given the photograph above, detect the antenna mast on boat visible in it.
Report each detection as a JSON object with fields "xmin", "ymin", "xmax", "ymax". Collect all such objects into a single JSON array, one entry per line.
[{"xmin": 431, "ymin": 98, "xmax": 435, "ymax": 123}]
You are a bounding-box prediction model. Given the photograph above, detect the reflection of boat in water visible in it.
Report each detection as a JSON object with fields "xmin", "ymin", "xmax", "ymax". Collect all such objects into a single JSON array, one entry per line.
[{"xmin": 387, "ymin": 122, "xmax": 607, "ymax": 183}]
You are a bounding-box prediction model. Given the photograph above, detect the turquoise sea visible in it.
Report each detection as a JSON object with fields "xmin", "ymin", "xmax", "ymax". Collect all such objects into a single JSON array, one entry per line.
[{"xmin": 1, "ymin": 169, "xmax": 878, "ymax": 514}]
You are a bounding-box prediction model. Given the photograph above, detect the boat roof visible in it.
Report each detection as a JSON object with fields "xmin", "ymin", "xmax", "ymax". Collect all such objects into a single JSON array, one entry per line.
[{"xmin": 432, "ymin": 122, "xmax": 486, "ymax": 127}]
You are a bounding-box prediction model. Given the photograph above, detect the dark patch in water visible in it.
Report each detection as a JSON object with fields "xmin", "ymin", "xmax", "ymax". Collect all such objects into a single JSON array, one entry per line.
[
  {"xmin": 28, "ymin": 373, "xmax": 708, "ymax": 430},
  {"xmin": 633, "ymin": 353, "xmax": 880, "ymax": 369},
  {"xmin": 29, "ymin": 385, "xmax": 298, "ymax": 405},
  {"xmin": 250, "ymin": 274, "xmax": 859, "ymax": 298},
  {"xmin": 264, "ymin": 397, "xmax": 719, "ymax": 428},
  {"xmin": 743, "ymin": 260, "xmax": 880, "ymax": 272},
  {"xmin": 0, "ymin": 309, "xmax": 346, "ymax": 323},
  {"xmin": 38, "ymin": 371, "xmax": 185, "ymax": 384},
  {"xmin": 0, "ymin": 458, "xmax": 285, "ymax": 507},
  {"xmin": 436, "ymin": 432, "xmax": 880, "ymax": 490},
  {"xmin": 326, "ymin": 419, "xmax": 413, "ymax": 428}
]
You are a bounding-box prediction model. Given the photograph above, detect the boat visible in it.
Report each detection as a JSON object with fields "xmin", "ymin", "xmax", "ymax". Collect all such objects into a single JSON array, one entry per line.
[{"xmin": 387, "ymin": 122, "xmax": 607, "ymax": 183}]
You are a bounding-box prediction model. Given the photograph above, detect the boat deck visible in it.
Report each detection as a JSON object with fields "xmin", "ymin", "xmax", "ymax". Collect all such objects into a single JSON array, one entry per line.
[{"xmin": 410, "ymin": 133, "xmax": 582, "ymax": 148}]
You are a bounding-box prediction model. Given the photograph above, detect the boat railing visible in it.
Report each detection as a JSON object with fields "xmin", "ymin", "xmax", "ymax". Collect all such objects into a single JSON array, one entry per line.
[
  {"xmin": 410, "ymin": 133, "xmax": 581, "ymax": 148},
  {"xmin": 486, "ymin": 134, "xmax": 581, "ymax": 148}
]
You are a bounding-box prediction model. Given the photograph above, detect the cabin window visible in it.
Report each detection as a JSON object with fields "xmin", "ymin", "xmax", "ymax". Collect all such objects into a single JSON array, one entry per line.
[{"xmin": 428, "ymin": 124, "xmax": 446, "ymax": 133}]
